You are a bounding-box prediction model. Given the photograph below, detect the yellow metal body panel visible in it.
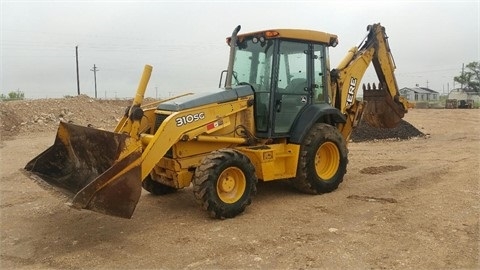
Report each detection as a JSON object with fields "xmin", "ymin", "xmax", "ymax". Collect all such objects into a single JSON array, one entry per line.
[
  {"xmin": 151, "ymin": 137, "xmax": 278, "ymax": 188},
  {"xmin": 140, "ymin": 95, "xmax": 253, "ymax": 183},
  {"xmin": 174, "ymin": 140, "xmax": 233, "ymax": 159},
  {"xmin": 148, "ymin": 121, "xmax": 301, "ymax": 188},
  {"xmin": 151, "ymin": 157, "xmax": 194, "ymax": 188},
  {"xmin": 144, "ymin": 103, "xmax": 258, "ymax": 189},
  {"xmin": 236, "ymin": 143, "xmax": 300, "ymax": 181},
  {"xmin": 338, "ymin": 101, "xmax": 365, "ymax": 143},
  {"xmin": 335, "ymin": 47, "xmax": 374, "ymax": 115}
]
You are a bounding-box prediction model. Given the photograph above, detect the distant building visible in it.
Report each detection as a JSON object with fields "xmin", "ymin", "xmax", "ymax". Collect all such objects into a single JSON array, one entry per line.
[
  {"xmin": 448, "ymin": 88, "xmax": 480, "ymax": 103},
  {"xmin": 400, "ymin": 87, "xmax": 440, "ymax": 102}
]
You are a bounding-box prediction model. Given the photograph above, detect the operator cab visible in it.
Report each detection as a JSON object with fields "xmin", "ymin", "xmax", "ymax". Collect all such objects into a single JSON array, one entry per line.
[{"xmin": 229, "ymin": 29, "xmax": 339, "ymax": 138}]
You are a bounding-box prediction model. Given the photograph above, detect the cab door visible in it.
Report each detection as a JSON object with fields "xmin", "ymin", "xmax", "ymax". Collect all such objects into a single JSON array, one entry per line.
[
  {"xmin": 273, "ymin": 41, "xmax": 328, "ymax": 135},
  {"xmin": 273, "ymin": 41, "xmax": 310, "ymax": 134}
]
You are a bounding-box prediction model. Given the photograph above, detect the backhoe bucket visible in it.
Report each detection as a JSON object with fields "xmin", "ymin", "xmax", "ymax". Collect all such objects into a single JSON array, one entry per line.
[
  {"xmin": 24, "ymin": 122, "xmax": 142, "ymax": 218},
  {"xmin": 362, "ymin": 83, "xmax": 405, "ymax": 128}
]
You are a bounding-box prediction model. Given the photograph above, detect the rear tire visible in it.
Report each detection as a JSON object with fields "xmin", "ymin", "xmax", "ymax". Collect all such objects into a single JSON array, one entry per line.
[
  {"xmin": 193, "ymin": 149, "xmax": 257, "ymax": 219},
  {"xmin": 142, "ymin": 175, "xmax": 177, "ymax": 195},
  {"xmin": 292, "ymin": 123, "xmax": 348, "ymax": 194}
]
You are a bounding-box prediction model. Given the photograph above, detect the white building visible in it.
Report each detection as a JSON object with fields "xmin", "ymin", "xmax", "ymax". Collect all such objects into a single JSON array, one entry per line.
[
  {"xmin": 399, "ymin": 87, "xmax": 440, "ymax": 102},
  {"xmin": 448, "ymin": 88, "xmax": 480, "ymax": 103}
]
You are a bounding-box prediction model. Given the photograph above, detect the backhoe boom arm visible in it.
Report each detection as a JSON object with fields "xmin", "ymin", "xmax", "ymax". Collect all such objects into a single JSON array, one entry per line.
[{"xmin": 332, "ymin": 23, "xmax": 409, "ymax": 139}]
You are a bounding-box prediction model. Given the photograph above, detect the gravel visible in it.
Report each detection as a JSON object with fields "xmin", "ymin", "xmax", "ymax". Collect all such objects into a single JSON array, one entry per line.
[{"xmin": 351, "ymin": 119, "xmax": 425, "ymax": 142}]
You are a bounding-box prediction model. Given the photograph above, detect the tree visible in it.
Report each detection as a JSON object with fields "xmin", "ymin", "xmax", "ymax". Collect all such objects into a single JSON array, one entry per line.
[
  {"xmin": 454, "ymin": 61, "xmax": 480, "ymax": 93},
  {"xmin": 0, "ymin": 90, "xmax": 25, "ymax": 101}
]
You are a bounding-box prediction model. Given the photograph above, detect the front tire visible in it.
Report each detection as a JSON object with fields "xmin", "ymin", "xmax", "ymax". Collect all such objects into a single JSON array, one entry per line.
[
  {"xmin": 193, "ymin": 149, "xmax": 257, "ymax": 219},
  {"xmin": 292, "ymin": 123, "xmax": 348, "ymax": 194}
]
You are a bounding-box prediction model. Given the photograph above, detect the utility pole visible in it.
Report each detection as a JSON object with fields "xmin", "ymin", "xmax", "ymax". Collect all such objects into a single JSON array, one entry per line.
[
  {"xmin": 75, "ymin": 46, "xmax": 80, "ymax": 95},
  {"xmin": 461, "ymin": 63, "xmax": 465, "ymax": 89},
  {"xmin": 91, "ymin": 64, "xmax": 99, "ymax": 98}
]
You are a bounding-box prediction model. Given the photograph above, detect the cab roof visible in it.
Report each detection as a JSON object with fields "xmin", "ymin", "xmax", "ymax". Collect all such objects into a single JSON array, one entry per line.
[{"xmin": 237, "ymin": 29, "xmax": 339, "ymax": 47}]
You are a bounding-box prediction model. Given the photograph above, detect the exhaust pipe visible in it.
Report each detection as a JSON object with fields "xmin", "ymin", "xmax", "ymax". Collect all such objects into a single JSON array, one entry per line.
[{"xmin": 225, "ymin": 25, "xmax": 241, "ymax": 90}]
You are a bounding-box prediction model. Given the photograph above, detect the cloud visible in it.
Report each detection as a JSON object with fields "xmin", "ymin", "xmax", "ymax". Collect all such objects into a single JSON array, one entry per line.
[{"xmin": 1, "ymin": 1, "xmax": 479, "ymax": 98}]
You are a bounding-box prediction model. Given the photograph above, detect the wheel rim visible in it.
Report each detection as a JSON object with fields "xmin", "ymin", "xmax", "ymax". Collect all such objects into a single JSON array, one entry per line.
[
  {"xmin": 315, "ymin": 141, "xmax": 340, "ymax": 180},
  {"xmin": 216, "ymin": 167, "xmax": 247, "ymax": 204}
]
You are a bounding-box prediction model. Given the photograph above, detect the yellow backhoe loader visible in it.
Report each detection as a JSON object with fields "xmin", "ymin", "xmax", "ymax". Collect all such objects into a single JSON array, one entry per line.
[{"xmin": 25, "ymin": 23, "xmax": 409, "ymax": 219}]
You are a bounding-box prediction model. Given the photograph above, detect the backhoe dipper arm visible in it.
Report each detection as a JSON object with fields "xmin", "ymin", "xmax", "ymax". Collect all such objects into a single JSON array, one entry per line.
[{"xmin": 366, "ymin": 24, "xmax": 410, "ymax": 113}]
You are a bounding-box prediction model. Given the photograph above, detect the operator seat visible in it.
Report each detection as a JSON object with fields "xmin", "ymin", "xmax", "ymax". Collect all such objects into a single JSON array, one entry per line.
[{"xmin": 284, "ymin": 78, "xmax": 307, "ymax": 94}]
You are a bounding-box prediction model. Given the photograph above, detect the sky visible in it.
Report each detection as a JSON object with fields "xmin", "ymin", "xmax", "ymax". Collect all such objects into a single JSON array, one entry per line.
[{"xmin": 1, "ymin": 0, "xmax": 479, "ymax": 99}]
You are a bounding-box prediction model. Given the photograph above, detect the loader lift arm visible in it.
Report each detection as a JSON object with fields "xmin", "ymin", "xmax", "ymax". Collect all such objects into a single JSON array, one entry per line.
[
  {"xmin": 85, "ymin": 97, "xmax": 251, "ymax": 217},
  {"xmin": 25, "ymin": 64, "xmax": 254, "ymax": 218}
]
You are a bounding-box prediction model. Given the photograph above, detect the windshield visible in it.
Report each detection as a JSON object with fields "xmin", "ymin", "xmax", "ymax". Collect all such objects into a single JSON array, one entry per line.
[{"xmin": 232, "ymin": 38, "xmax": 275, "ymax": 92}]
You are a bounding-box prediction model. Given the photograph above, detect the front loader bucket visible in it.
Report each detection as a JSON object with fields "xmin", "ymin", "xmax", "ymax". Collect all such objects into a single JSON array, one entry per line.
[
  {"xmin": 24, "ymin": 122, "xmax": 142, "ymax": 218},
  {"xmin": 362, "ymin": 83, "xmax": 405, "ymax": 128}
]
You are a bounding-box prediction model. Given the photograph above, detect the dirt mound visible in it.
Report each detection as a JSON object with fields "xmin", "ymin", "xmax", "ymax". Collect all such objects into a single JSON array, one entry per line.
[
  {"xmin": 2, "ymin": 96, "xmax": 424, "ymax": 143},
  {"xmin": 351, "ymin": 119, "xmax": 425, "ymax": 142},
  {"xmin": 0, "ymin": 95, "xmax": 132, "ymax": 140}
]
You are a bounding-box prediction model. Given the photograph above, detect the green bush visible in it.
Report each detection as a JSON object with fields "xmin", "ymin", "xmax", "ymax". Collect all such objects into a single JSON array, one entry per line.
[{"xmin": 0, "ymin": 90, "xmax": 25, "ymax": 101}]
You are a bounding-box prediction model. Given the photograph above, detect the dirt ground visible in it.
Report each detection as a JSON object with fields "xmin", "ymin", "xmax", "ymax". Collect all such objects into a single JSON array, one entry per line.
[{"xmin": 0, "ymin": 100, "xmax": 479, "ymax": 269}]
